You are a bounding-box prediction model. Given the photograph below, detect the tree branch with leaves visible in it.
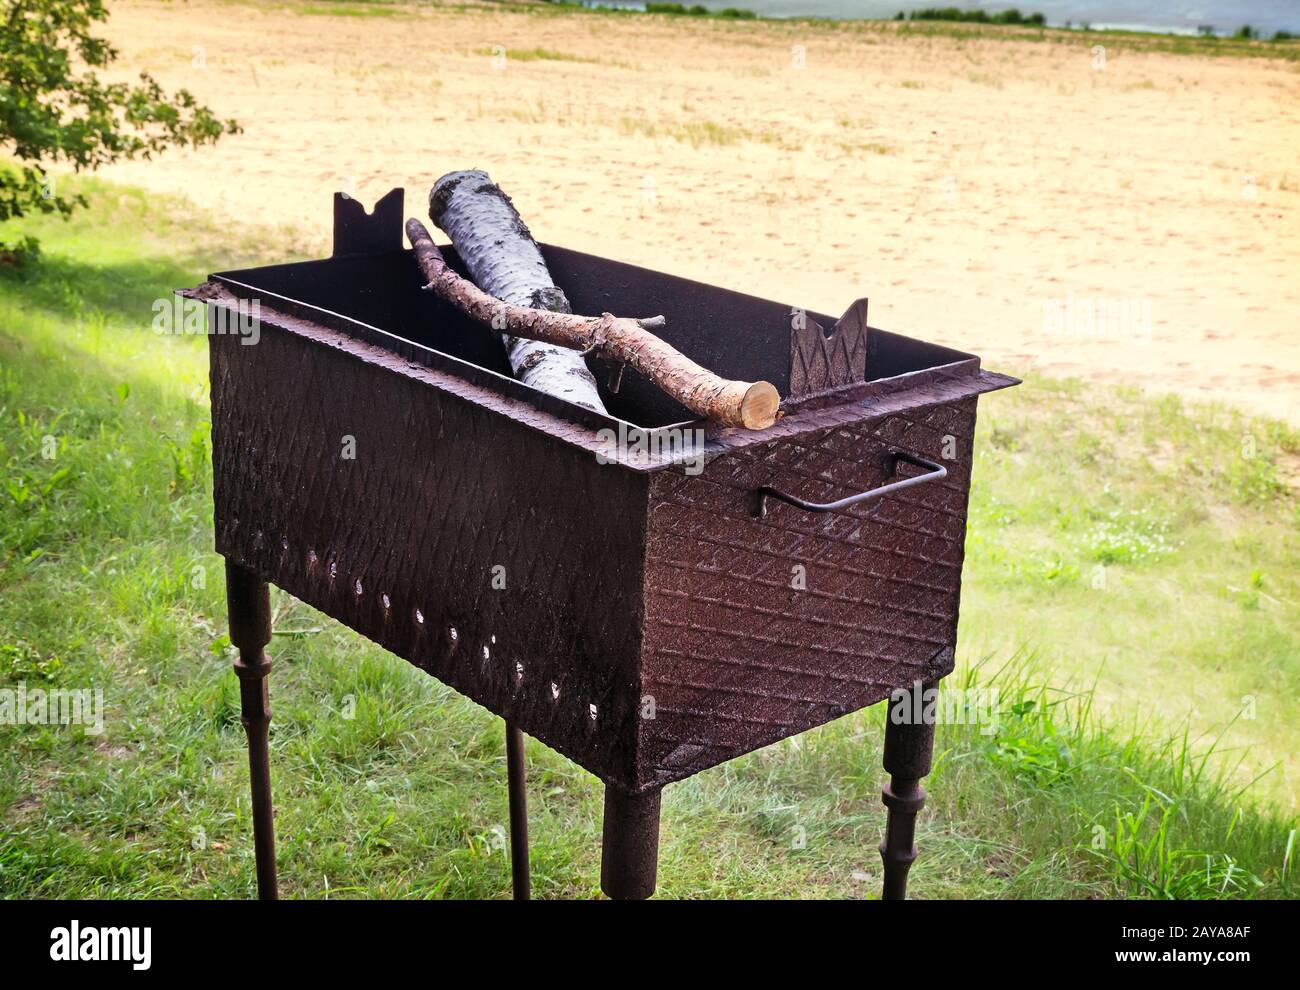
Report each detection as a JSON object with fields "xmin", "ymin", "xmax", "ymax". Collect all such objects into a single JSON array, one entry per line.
[{"xmin": 0, "ymin": 0, "xmax": 239, "ymax": 260}]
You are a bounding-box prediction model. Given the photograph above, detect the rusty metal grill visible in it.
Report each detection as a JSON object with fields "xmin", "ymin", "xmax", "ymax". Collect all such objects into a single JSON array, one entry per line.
[{"xmin": 186, "ymin": 188, "xmax": 1017, "ymax": 900}]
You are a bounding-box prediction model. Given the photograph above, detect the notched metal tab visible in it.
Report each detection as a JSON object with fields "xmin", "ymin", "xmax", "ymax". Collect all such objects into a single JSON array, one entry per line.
[
  {"xmin": 789, "ymin": 297, "xmax": 869, "ymax": 399},
  {"xmin": 175, "ymin": 279, "xmax": 226, "ymax": 302},
  {"xmin": 333, "ymin": 187, "xmax": 405, "ymax": 257}
]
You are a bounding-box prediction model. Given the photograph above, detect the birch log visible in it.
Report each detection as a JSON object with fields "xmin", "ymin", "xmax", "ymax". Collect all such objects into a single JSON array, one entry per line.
[
  {"xmin": 429, "ymin": 170, "xmax": 607, "ymax": 414},
  {"xmin": 407, "ymin": 218, "xmax": 781, "ymax": 430}
]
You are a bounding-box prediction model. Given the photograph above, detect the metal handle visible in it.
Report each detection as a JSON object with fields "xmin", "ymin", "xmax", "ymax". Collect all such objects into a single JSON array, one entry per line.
[{"xmin": 753, "ymin": 450, "xmax": 947, "ymax": 518}]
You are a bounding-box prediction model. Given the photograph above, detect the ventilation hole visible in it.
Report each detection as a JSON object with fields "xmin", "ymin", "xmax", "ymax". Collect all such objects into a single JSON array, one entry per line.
[
  {"xmin": 588, "ymin": 703, "xmax": 598, "ymax": 722},
  {"xmin": 354, "ymin": 578, "xmax": 363, "ymax": 596},
  {"xmin": 550, "ymin": 682, "xmax": 560, "ymax": 701},
  {"xmin": 414, "ymin": 609, "xmax": 425, "ymax": 625}
]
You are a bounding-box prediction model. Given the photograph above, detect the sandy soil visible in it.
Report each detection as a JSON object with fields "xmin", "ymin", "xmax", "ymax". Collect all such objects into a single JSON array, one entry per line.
[{"xmin": 98, "ymin": 1, "xmax": 1300, "ymax": 423}]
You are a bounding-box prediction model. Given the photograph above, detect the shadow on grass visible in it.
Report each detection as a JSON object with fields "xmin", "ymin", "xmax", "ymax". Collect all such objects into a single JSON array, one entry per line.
[{"xmin": 1, "ymin": 249, "xmax": 218, "ymax": 329}]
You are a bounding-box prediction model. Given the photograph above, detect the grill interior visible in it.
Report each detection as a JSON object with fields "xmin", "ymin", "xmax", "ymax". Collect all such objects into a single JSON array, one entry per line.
[{"xmin": 214, "ymin": 245, "xmax": 975, "ymax": 429}]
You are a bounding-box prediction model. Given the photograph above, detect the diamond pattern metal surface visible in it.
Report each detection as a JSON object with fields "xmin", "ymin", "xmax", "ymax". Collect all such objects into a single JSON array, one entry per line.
[
  {"xmin": 210, "ymin": 312, "xmax": 650, "ymax": 787},
  {"xmin": 637, "ymin": 398, "xmax": 978, "ymax": 788},
  {"xmin": 206, "ymin": 283, "xmax": 1012, "ymax": 794}
]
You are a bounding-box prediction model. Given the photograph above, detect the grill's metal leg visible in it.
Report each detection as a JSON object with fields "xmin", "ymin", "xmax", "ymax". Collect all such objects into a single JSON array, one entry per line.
[
  {"xmin": 505, "ymin": 720, "xmax": 530, "ymax": 900},
  {"xmin": 600, "ymin": 785, "xmax": 661, "ymax": 900},
  {"xmin": 879, "ymin": 683, "xmax": 936, "ymax": 901},
  {"xmin": 226, "ymin": 560, "xmax": 278, "ymax": 901}
]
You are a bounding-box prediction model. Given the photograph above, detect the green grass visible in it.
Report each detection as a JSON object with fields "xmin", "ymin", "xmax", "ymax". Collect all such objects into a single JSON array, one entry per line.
[
  {"xmin": 961, "ymin": 378, "xmax": 1300, "ymax": 812},
  {"xmin": 471, "ymin": 45, "xmax": 608, "ymax": 65},
  {"xmin": 836, "ymin": 141, "xmax": 895, "ymax": 156},
  {"xmin": 0, "ymin": 181, "xmax": 1295, "ymax": 898},
  {"xmin": 618, "ymin": 116, "xmax": 751, "ymax": 147},
  {"xmin": 298, "ymin": 0, "xmax": 411, "ymax": 16}
]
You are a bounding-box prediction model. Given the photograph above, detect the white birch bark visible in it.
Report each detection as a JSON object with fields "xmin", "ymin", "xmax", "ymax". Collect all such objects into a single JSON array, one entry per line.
[{"xmin": 429, "ymin": 170, "xmax": 608, "ymax": 414}]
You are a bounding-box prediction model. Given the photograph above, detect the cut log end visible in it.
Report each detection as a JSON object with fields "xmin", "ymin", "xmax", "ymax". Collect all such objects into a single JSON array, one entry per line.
[{"xmin": 739, "ymin": 381, "xmax": 781, "ymax": 430}]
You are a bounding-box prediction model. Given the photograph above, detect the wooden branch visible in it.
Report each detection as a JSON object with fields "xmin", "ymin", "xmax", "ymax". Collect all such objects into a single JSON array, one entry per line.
[{"xmin": 406, "ymin": 218, "xmax": 780, "ymax": 430}]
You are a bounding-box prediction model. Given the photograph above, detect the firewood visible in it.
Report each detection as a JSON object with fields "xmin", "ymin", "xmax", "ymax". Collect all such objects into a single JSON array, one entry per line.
[
  {"xmin": 429, "ymin": 170, "xmax": 607, "ymax": 414},
  {"xmin": 407, "ymin": 218, "xmax": 780, "ymax": 430}
]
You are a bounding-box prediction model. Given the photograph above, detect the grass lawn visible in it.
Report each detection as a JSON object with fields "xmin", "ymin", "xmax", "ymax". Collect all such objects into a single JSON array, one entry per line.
[{"xmin": 0, "ymin": 181, "xmax": 1296, "ymax": 898}]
